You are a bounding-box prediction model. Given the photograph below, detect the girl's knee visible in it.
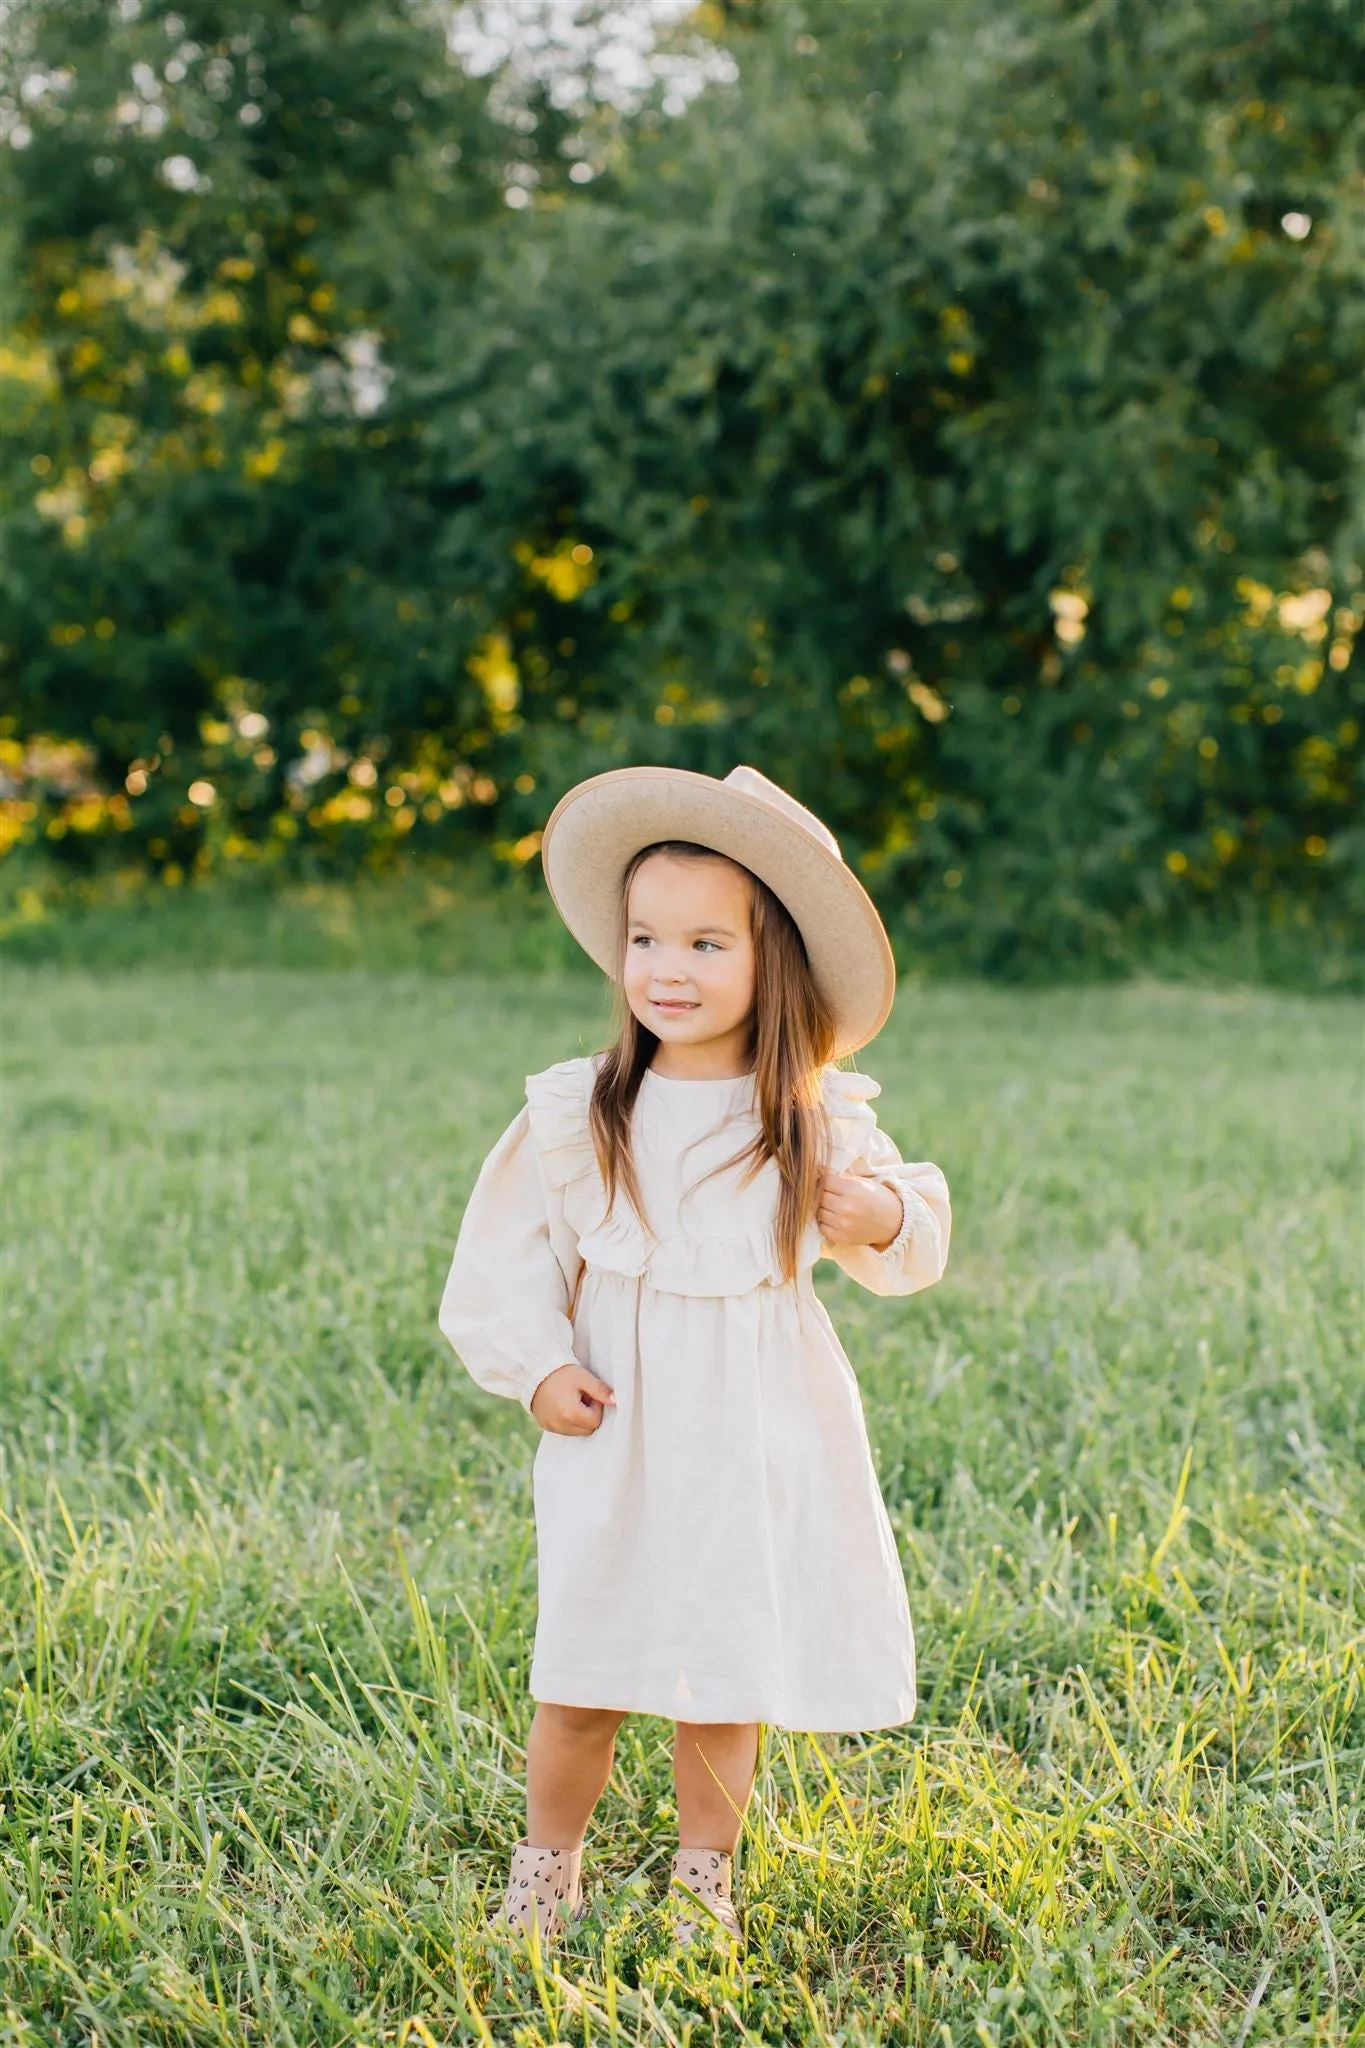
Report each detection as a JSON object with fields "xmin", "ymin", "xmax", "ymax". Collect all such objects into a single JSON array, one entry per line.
[{"xmin": 538, "ymin": 1701, "xmax": 625, "ymax": 1740}]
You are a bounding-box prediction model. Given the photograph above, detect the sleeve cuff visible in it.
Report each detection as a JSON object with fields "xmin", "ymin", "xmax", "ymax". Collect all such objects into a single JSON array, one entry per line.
[
  {"xmin": 519, "ymin": 1356, "xmax": 574, "ymax": 1414},
  {"xmin": 871, "ymin": 1181, "xmax": 914, "ymax": 1261}
]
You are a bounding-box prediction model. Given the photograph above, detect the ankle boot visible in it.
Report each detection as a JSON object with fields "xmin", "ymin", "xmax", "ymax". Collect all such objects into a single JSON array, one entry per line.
[
  {"xmin": 490, "ymin": 1840, "xmax": 583, "ymax": 1940},
  {"xmin": 668, "ymin": 1846, "xmax": 742, "ymax": 1949}
]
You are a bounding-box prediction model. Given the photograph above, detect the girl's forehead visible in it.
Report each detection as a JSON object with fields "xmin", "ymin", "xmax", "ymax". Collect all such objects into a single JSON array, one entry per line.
[{"xmin": 627, "ymin": 851, "xmax": 750, "ymax": 919}]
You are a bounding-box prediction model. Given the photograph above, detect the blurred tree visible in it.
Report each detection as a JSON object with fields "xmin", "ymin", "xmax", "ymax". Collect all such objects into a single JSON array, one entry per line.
[
  {"xmin": 416, "ymin": 0, "xmax": 1363, "ymax": 966},
  {"xmin": 3, "ymin": 0, "xmax": 1362, "ymax": 966},
  {"xmin": 1, "ymin": 0, "xmax": 505, "ymax": 870}
]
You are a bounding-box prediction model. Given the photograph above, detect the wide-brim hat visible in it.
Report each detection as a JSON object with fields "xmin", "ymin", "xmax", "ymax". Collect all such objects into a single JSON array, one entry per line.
[{"xmin": 540, "ymin": 765, "xmax": 895, "ymax": 1056}]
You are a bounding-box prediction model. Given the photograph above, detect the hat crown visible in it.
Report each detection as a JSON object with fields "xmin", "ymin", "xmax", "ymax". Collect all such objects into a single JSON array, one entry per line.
[{"xmin": 723, "ymin": 765, "xmax": 842, "ymax": 862}]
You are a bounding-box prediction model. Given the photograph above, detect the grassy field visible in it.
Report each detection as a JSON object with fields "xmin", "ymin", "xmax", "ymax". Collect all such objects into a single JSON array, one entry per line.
[{"xmin": 1, "ymin": 963, "xmax": 1361, "ymax": 2046}]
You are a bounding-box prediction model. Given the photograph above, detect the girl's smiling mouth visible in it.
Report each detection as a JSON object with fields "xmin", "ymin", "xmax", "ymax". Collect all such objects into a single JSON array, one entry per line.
[{"xmin": 652, "ymin": 997, "xmax": 700, "ymax": 1013}]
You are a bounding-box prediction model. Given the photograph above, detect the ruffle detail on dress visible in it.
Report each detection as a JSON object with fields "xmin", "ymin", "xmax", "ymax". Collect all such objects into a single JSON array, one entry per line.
[
  {"xmin": 576, "ymin": 1214, "xmax": 823, "ymax": 1296},
  {"xmin": 525, "ymin": 1056, "xmax": 660, "ymax": 1275},
  {"xmin": 524, "ymin": 1057, "xmax": 602, "ymax": 1196},
  {"xmin": 821, "ymin": 1066, "xmax": 883, "ymax": 1173}
]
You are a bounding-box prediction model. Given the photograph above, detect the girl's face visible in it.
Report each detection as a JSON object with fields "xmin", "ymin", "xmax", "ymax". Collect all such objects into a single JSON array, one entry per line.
[{"xmin": 624, "ymin": 853, "xmax": 757, "ymax": 1070}]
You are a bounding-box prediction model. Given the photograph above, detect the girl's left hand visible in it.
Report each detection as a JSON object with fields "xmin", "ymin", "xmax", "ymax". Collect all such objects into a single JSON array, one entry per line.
[{"xmin": 818, "ymin": 1166, "xmax": 904, "ymax": 1252}]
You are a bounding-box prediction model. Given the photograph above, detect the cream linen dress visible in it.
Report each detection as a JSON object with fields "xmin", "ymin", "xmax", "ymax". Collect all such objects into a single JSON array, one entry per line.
[{"xmin": 439, "ymin": 1057, "xmax": 950, "ymax": 1732}]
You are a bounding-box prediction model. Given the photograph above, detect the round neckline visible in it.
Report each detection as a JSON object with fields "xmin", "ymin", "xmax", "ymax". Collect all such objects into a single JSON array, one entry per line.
[{"xmin": 644, "ymin": 1065, "xmax": 754, "ymax": 1086}]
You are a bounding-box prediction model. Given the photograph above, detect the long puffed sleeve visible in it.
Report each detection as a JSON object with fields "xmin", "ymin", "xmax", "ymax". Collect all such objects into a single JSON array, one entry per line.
[
  {"xmin": 820, "ymin": 1071, "xmax": 951, "ymax": 1298},
  {"xmin": 439, "ymin": 1105, "xmax": 581, "ymax": 1411}
]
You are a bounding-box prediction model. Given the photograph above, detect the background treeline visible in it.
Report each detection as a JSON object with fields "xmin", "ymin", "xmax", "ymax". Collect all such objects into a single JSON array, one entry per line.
[{"xmin": 2, "ymin": 0, "xmax": 1362, "ymax": 972}]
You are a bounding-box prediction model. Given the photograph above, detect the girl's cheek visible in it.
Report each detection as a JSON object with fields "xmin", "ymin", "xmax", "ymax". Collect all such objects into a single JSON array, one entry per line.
[{"xmin": 718, "ymin": 958, "xmax": 756, "ymax": 1011}]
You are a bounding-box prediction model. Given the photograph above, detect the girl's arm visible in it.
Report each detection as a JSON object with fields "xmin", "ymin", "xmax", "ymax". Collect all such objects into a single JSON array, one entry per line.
[
  {"xmin": 822, "ymin": 1123, "xmax": 951, "ymax": 1299},
  {"xmin": 439, "ymin": 1105, "xmax": 581, "ymax": 1412}
]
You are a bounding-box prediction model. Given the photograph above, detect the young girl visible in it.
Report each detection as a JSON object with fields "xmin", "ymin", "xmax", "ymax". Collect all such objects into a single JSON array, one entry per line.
[{"xmin": 440, "ymin": 765, "xmax": 950, "ymax": 1948}]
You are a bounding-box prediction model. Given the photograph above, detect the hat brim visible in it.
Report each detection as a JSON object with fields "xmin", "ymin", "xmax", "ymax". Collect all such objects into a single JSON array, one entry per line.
[{"xmin": 540, "ymin": 767, "xmax": 895, "ymax": 1057}]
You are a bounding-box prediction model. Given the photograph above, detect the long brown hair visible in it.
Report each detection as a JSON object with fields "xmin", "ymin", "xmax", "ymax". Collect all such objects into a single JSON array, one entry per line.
[{"xmin": 588, "ymin": 841, "xmax": 837, "ymax": 1281}]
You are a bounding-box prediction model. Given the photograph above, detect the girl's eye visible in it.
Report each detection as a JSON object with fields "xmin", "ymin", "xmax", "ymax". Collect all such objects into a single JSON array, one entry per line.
[
  {"xmin": 693, "ymin": 940, "xmax": 720, "ymax": 952},
  {"xmin": 630, "ymin": 934, "xmax": 654, "ymax": 948}
]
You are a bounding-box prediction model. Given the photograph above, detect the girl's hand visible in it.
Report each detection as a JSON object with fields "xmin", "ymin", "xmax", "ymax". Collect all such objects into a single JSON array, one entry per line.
[
  {"xmin": 818, "ymin": 1165, "xmax": 904, "ymax": 1252},
  {"xmin": 530, "ymin": 1362, "xmax": 617, "ymax": 1435}
]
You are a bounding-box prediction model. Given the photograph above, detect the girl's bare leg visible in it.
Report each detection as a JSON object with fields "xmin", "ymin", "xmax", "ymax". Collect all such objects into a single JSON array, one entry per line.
[
  {"xmin": 674, "ymin": 1720, "xmax": 759, "ymax": 1852},
  {"xmin": 525, "ymin": 1702, "xmax": 627, "ymax": 1847}
]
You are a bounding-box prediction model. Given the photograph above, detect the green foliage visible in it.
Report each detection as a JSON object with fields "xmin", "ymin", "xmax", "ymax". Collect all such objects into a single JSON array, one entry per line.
[
  {"xmin": 1, "ymin": 0, "xmax": 505, "ymax": 868},
  {"xmin": 419, "ymin": 0, "xmax": 1365, "ymax": 968},
  {"xmin": 2, "ymin": 0, "xmax": 1362, "ymax": 969},
  {"xmin": 2, "ymin": 968, "xmax": 1362, "ymax": 2040},
  {"xmin": 2, "ymin": 852, "xmax": 1361, "ymax": 992}
]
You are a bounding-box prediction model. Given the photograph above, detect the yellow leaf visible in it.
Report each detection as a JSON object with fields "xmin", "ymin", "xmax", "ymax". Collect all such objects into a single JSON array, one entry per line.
[
  {"xmin": 244, "ymin": 438, "xmax": 286, "ymax": 480},
  {"xmin": 197, "ymin": 290, "xmax": 243, "ymax": 326},
  {"xmin": 467, "ymin": 633, "xmax": 521, "ymax": 722}
]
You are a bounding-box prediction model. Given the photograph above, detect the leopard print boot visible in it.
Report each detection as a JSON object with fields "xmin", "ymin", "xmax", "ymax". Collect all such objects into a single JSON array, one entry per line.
[
  {"xmin": 490, "ymin": 1840, "xmax": 583, "ymax": 1940},
  {"xmin": 668, "ymin": 1846, "xmax": 743, "ymax": 1950}
]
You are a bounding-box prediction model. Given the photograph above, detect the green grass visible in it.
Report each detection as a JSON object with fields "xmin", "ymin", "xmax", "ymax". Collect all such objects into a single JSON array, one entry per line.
[
  {"xmin": 1, "ymin": 964, "xmax": 1362, "ymax": 2045},
  {"xmin": 3, "ymin": 856, "xmax": 1360, "ymax": 993},
  {"xmin": 0, "ymin": 863, "xmax": 584, "ymax": 977}
]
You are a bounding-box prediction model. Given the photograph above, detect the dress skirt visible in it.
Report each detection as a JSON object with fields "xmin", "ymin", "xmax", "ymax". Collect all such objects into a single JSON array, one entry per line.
[{"xmin": 529, "ymin": 1266, "xmax": 916, "ymax": 1730}]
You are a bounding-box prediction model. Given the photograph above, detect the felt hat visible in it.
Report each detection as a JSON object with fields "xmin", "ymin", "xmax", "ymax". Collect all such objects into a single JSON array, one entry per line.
[{"xmin": 539, "ymin": 764, "xmax": 895, "ymax": 1056}]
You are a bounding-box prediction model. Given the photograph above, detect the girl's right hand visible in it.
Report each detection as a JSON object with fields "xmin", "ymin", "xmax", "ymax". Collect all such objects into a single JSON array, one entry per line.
[{"xmin": 529, "ymin": 1362, "xmax": 617, "ymax": 1435}]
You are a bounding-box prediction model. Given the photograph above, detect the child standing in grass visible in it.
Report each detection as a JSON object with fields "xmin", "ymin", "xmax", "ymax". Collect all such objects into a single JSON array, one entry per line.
[{"xmin": 440, "ymin": 765, "xmax": 950, "ymax": 1949}]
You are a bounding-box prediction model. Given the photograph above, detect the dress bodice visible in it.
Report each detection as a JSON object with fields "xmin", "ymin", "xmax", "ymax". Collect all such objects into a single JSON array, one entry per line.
[{"xmin": 525, "ymin": 1056, "xmax": 884, "ymax": 1296}]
